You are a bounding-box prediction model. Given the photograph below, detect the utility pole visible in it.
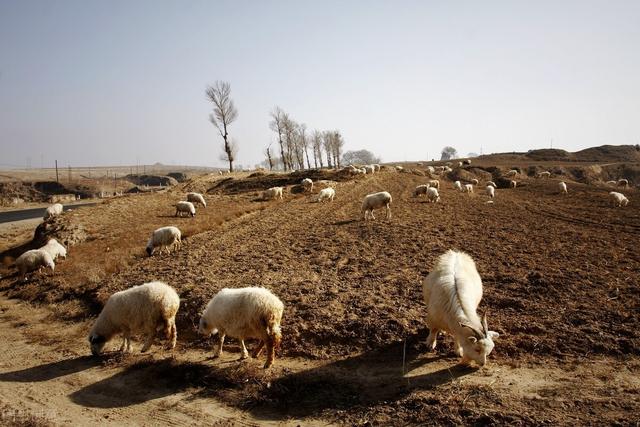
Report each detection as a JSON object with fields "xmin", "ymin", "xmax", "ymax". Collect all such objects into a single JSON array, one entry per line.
[
  {"xmin": 68, "ymin": 165, "xmax": 72, "ymax": 184},
  {"xmin": 55, "ymin": 160, "xmax": 59, "ymax": 183}
]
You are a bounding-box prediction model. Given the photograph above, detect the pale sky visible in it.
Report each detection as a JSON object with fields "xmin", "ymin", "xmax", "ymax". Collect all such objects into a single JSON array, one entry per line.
[{"xmin": 1, "ymin": 0, "xmax": 639, "ymax": 169}]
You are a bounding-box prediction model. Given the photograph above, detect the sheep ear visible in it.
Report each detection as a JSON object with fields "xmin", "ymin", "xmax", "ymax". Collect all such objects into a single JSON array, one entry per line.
[{"xmin": 488, "ymin": 331, "xmax": 499, "ymax": 340}]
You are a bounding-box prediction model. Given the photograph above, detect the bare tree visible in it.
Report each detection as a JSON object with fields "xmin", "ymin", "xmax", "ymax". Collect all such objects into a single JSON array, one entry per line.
[
  {"xmin": 299, "ymin": 124, "xmax": 312, "ymax": 169},
  {"xmin": 219, "ymin": 138, "xmax": 239, "ymax": 168},
  {"xmin": 206, "ymin": 81, "xmax": 238, "ymax": 172},
  {"xmin": 441, "ymin": 146, "xmax": 458, "ymax": 160},
  {"xmin": 283, "ymin": 117, "xmax": 298, "ymax": 170},
  {"xmin": 312, "ymin": 130, "xmax": 323, "ymax": 168},
  {"xmin": 269, "ymin": 107, "xmax": 289, "ymax": 171},
  {"xmin": 331, "ymin": 130, "xmax": 344, "ymax": 168},
  {"xmin": 323, "ymin": 131, "xmax": 333, "ymax": 168},
  {"xmin": 343, "ymin": 149, "xmax": 380, "ymax": 165},
  {"xmin": 264, "ymin": 143, "xmax": 274, "ymax": 170}
]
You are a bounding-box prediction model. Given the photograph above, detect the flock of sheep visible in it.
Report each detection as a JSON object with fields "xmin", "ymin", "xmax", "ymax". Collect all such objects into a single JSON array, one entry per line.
[{"xmin": 10, "ymin": 163, "xmax": 634, "ymax": 371}]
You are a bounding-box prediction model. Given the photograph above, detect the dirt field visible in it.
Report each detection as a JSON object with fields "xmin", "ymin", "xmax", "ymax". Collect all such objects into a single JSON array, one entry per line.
[{"xmin": 1, "ymin": 163, "xmax": 639, "ymax": 425}]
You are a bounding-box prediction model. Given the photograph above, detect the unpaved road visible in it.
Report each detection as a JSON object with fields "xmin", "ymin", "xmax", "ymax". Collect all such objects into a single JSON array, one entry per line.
[{"xmin": 0, "ymin": 202, "xmax": 97, "ymax": 224}]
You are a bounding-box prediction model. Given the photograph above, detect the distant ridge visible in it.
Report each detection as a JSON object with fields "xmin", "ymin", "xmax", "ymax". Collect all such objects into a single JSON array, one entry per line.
[{"xmin": 525, "ymin": 144, "xmax": 640, "ymax": 162}]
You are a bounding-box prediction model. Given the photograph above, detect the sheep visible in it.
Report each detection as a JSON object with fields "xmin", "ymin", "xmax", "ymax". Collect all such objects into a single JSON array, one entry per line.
[
  {"xmin": 89, "ymin": 281, "xmax": 180, "ymax": 355},
  {"xmin": 40, "ymin": 238, "xmax": 67, "ymax": 261},
  {"xmin": 428, "ymin": 179, "xmax": 440, "ymax": 189},
  {"xmin": 559, "ymin": 181, "xmax": 568, "ymax": 194},
  {"xmin": 317, "ymin": 187, "xmax": 336, "ymax": 202},
  {"xmin": 486, "ymin": 185, "xmax": 495, "ymax": 198},
  {"xmin": 486, "ymin": 181, "xmax": 497, "ymax": 188},
  {"xmin": 198, "ymin": 287, "xmax": 284, "ymax": 368},
  {"xmin": 506, "ymin": 169, "xmax": 518, "ymax": 177},
  {"xmin": 510, "ymin": 180, "xmax": 517, "ymax": 188},
  {"xmin": 458, "ymin": 162, "xmax": 463, "ymax": 167},
  {"xmin": 15, "ymin": 249, "xmax": 55, "ymax": 279},
  {"xmin": 453, "ymin": 181, "xmax": 462, "ymax": 191},
  {"xmin": 361, "ymin": 191, "xmax": 392, "ymax": 220},
  {"xmin": 175, "ymin": 201, "xmax": 196, "ymax": 217},
  {"xmin": 43, "ymin": 203, "xmax": 63, "ymax": 220},
  {"xmin": 444, "ymin": 166, "xmax": 453, "ymax": 173},
  {"xmin": 301, "ymin": 178, "xmax": 314, "ymax": 192},
  {"xmin": 262, "ymin": 186, "xmax": 284, "ymax": 201},
  {"xmin": 364, "ymin": 165, "xmax": 375, "ymax": 174},
  {"xmin": 426, "ymin": 166, "xmax": 435, "ymax": 174},
  {"xmin": 463, "ymin": 184, "xmax": 474, "ymax": 193},
  {"xmin": 618, "ymin": 179, "xmax": 629, "ymax": 188},
  {"xmin": 186, "ymin": 192, "xmax": 207, "ymax": 208},
  {"xmin": 422, "ymin": 250, "xmax": 499, "ymax": 366},
  {"xmin": 470, "ymin": 179, "xmax": 479, "ymax": 186},
  {"xmin": 427, "ymin": 187, "xmax": 440, "ymax": 203},
  {"xmin": 395, "ymin": 166, "xmax": 403, "ymax": 171},
  {"xmin": 463, "ymin": 159, "xmax": 471, "ymax": 165},
  {"xmin": 146, "ymin": 226, "xmax": 182, "ymax": 256},
  {"xmin": 610, "ymin": 191, "xmax": 629, "ymax": 207},
  {"xmin": 373, "ymin": 164, "xmax": 381, "ymax": 172},
  {"xmin": 537, "ymin": 171, "xmax": 551, "ymax": 179},
  {"xmin": 413, "ymin": 185, "xmax": 430, "ymax": 198}
]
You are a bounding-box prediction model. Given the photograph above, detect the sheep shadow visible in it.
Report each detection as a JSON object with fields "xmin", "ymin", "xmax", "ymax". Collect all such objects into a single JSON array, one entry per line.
[
  {"xmin": 0, "ymin": 355, "xmax": 99, "ymax": 382},
  {"xmin": 332, "ymin": 219, "xmax": 358, "ymax": 226}
]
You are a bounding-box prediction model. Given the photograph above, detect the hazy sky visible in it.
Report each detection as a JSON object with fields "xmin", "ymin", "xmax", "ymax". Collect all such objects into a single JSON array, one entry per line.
[{"xmin": 1, "ymin": 1, "xmax": 639, "ymax": 169}]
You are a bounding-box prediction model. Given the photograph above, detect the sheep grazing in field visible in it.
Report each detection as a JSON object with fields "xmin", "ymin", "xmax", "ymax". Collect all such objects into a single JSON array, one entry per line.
[
  {"xmin": 453, "ymin": 181, "xmax": 462, "ymax": 191},
  {"xmin": 610, "ymin": 191, "xmax": 629, "ymax": 207},
  {"xmin": 486, "ymin": 181, "xmax": 497, "ymax": 188},
  {"xmin": 537, "ymin": 171, "xmax": 551, "ymax": 179},
  {"xmin": 606, "ymin": 180, "xmax": 617, "ymax": 186},
  {"xmin": 413, "ymin": 185, "xmax": 430, "ymax": 198},
  {"xmin": 373, "ymin": 164, "xmax": 381, "ymax": 172},
  {"xmin": 470, "ymin": 179, "xmax": 479, "ymax": 186},
  {"xmin": 428, "ymin": 179, "xmax": 440, "ymax": 189},
  {"xmin": 463, "ymin": 159, "xmax": 471, "ymax": 165},
  {"xmin": 364, "ymin": 165, "xmax": 375, "ymax": 174},
  {"xmin": 43, "ymin": 203, "xmax": 63, "ymax": 220},
  {"xmin": 15, "ymin": 249, "xmax": 55, "ymax": 280},
  {"xmin": 427, "ymin": 187, "xmax": 440, "ymax": 203},
  {"xmin": 395, "ymin": 166, "xmax": 404, "ymax": 171},
  {"xmin": 510, "ymin": 180, "xmax": 517, "ymax": 188},
  {"xmin": 198, "ymin": 287, "xmax": 284, "ymax": 369},
  {"xmin": 301, "ymin": 178, "xmax": 314, "ymax": 192},
  {"xmin": 317, "ymin": 187, "xmax": 336, "ymax": 202},
  {"xmin": 458, "ymin": 162, "xmax": 463, "ymax": 167},
  {"xmin": 89, "ymin": 281, "xmax": 180, "ymax": 355},
  {"xmin": 426, "ymin": 166, "xmax": 435, "ymax": 174},
  {"xmin": 175, "ymin": 201, "xmax": 196, "ymax": 217},
  {"xmin": 361, "ymin": 191, "xmax": 392, "ymax": 220},
  {"xmin": 486, "ymin": 185, "xmax": 495, "ymax": 198},
  {"xmin": 506, "ymin": 169, "xmax": 518, "ymax": 177},
  {"xmin": 146, "ymin": 226, "xmax": 182, "ymax": 256},
  {"xmin": 186, "ymin": 192, "xmax": 207, "ymax": 208},
  {"xmin": 559, "ymin": 181, "xmax": 568, "ymax": 194},
  {"xmin": 40, "ymin": 238, "xmax": 67, "ymax": 261},
  {"xmin": 422, "ymin": 250, "xmax": 499, "ymax": 366},
  {"xmin": 463, "ymin": 184, "xmax": 474, "ymax": 193},
  {"xmin": 262, "ymin": 186, "xmax": 284, "ymax": 201},
  {"xmin": 618, "ymin": 179, "xmax": 629, "ymax": 188}
]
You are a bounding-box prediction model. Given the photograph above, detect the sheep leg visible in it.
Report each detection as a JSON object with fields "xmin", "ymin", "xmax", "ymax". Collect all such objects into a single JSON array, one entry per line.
[
  {"xmin": 166, "ymin": 319, "xmax": 177, "ymax": 350},
  {"xmin": 141, "ymin": 328, "xmax": 156, "ymax": 353},
  {"xmin": 386, "ymin": 204, "xmax": 391, "ymax": 220},
  {"xmin": 252, "ymin": 341, "xmax": 265, "ymax": 358},
  {"xmin": 264, "ymin": 339, "xmax": 275, "ymax": 369},
  {"xmin": 426, "ymin": 328, "xmax": 440, "ymax": 351},
  {"xmin": 370, "ymin": 210, "xmax": 375, "ymax": 220},
  {"xmin": 453, "ymin": 337, "xmax": 464, "ymax": 357},
  {"xmin": 239, "ymin": 340, "xmax": 249, "ymax": 360},
  {"xmin": 214, "ymin": 333, "xmax": 225, "ymax": 358}
]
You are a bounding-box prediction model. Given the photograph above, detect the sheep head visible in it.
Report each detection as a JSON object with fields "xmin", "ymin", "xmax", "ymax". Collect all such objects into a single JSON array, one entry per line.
[
  {"xmin": 89, "ymin": 334, "xmax": 107, "ymax": 356},
  {"xmin": 459, "ymin": 313, "xmax": 499, "ymax": 366}
]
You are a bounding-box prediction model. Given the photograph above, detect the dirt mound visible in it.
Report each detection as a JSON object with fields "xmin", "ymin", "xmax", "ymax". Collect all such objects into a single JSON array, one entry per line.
[
  {"xmin": 0, "ymin": 181, "xmax": 46, "ymax": 205},
  {"xmin": 208, "ymin": 170, "xmax": 353, "ymax": 195},
  {"xmin": 574, "ymin": 144, "xmax": 640, "ymax": 162},
  {"xmin": 125, "ymin": 174, "xmax": 178, "ymax": 187},
  {"xmin": 446, "ymin": 168, "xmax": 492, "ymax": 183},
  {"xmin": 167, "ymin": 172, "xmax": 188, "ymax": 182},
  {"xmin": 525, "ymin": 149, "xmax": 572, "ymax": 161}
]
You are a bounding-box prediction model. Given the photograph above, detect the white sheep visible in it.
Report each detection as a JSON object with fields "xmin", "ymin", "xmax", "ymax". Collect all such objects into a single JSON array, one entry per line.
[
  {"xmin": 40, "ymin": 238, "xmax": 67, "ymax": 261},
  {"xmin": 413, "ymin": 185, "xmax": 430, "ymax": 198},
  {"xmin": 618, "ymin": 179, "xmax": 629, "ymax": 188},
  {"xmin": 458, "ymin": 162, "xmax": 463, "ymax": 167},
  {"xmin": 470, "ymin": 179, "xmax": 479, "ymax": 185},
  {"xmin": 146, "ymin": 226, "xmax": 182, "ymax": 256},
  {"xmin": 463, "ymin": 184, "xmax": 474, "ymax": 193},
  {"xmin": 361, "ymin": 191, "xmax": 392, "ymax": 220},
  {"xmin": 15, "ymin": 249, "xmax": 55, "ymax": 279},
  {"xmin": 89, "ymin": 281, "xmax": 180, "ymax": 355},
  {"xmin": 317, "ymin": 187, "xmax": 336, "ymax": 202},
  {"xmin": 43, "ymin": 203, "xmax": 63, "ymax": 220},
  {"xmin": 428, "ymin": 179, "xmax": 440, "ymax": 189},
  {"xmin": 175, "ymin": 201, "xmax": 196, "ymax": 217},
  {"xmin": 373, "ymin": 164, "xmax": 381, "ymax": 172},
  {"xmin": 506, "ymin": 169, "xmax": 518, "ymax": 177},
  {"xmin": 486, "ymin": 185, "xmax": 495, "ymax": 198},
  {"xmin": 301, "ymin": 178, "xmax": 314, "ymax": 192},
  {"xmin": 422, "ymin": 250, "xmax": 499, "ymax": 366},
  {"xmin": 427, "ymin": 187, "xmax": 440, "ymax": 203},
  {"xmin": 364, "ymin": 165, "xmax": 375, "ymax": 174},
  {"xmin": 426, "ymin": 166, "xmax": 435, "ymax": 174},
  {"xmin": 187, "ymin": 192, "xmax": 207, "ymax": 207},
  {"xmin": 198, "ymin": 287, "xmax": 284, "ymax": 369},
  {"xmin": 510, "ymin": 180, "xmax": 517, "ymax": 188},
  {"xmin": 610, "ymin": 191, "xmax": 629, "ymax": 207},
  {"xmin": 262, "ymin": 186, "xmax": 284, "ymax": 200},
  {"xmin": 453, "ymin": 181, "xmax": 462, "ymax": 191},
  {"xmin": 559, "ymin": 181, "xmax": 568, "ymax": 194},
  {"xmin": 537, "ymin": 171, "xmax": 551, "ymax": 179},
  {"xmin": 486, "ymin": 181, "xmax": 497, "ymax": 188},
  {"xmin": 395, "ymin": 166, "xmax": 404, "ymax": 171}
]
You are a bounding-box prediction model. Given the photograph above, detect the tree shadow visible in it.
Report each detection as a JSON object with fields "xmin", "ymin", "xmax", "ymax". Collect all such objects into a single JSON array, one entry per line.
[{"xmin": 0, "ymin": 355, "xmax": 99, "ymax": 382}]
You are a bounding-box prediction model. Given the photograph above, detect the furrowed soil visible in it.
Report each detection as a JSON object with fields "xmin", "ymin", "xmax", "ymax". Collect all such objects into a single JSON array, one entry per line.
[{"xmin": 0, "ymin": 167, "xmax": 639, "ymax": 425}]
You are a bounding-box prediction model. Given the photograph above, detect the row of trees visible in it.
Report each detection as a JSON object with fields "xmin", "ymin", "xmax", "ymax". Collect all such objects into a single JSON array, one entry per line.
[{"xmin": 267, "ymin": 107, "xmax": 345, "ymax": 171}]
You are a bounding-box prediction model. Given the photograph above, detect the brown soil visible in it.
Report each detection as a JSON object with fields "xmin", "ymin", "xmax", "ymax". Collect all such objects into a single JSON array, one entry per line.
[{"xmin": 1, "ymin": 163, "xmax": 639, "ymax": 424}]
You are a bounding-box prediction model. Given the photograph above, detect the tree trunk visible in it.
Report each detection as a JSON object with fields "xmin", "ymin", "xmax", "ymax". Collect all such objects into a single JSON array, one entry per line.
[{"xmin": 278, "ymin": 135, "xmax": 287, "ymax": 171}]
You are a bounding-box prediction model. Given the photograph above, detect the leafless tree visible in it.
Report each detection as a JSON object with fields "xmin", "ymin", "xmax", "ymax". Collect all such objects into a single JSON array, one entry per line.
[
  {"xmin": 323, "ymin": 131, "xmax": 333, "ymax": 168},
  {"xmin": 312, "ymin": 130, "xmax": 323, "ymax": 168},
  {"xmin": 270, "ymin": 107, "xmax": 289, "ymax": 171},
  {"xmin": 264, "ymin": 143, "xmax": 274, "ymax": 170},
  {"xmin": 331, "ymin": 130, "xmax": 344, "ymax": 168},
  {"xmin": 206, "ymin": 81, "xmax": 238, "ymax": 172},
  {"xmin": 283, "ymin": 116, "xmax": 298, "ymax": 170},
  {"xmin": 299, "ymin": 124, "xmax": 312, "ymax": 169},
  {"xmin": 219, "ymin": 138, "xmax": 239, "ymax": 167}
]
